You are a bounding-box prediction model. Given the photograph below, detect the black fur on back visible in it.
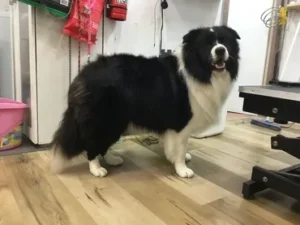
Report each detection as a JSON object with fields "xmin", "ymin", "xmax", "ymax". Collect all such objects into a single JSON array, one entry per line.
[{"xmin": 52, "ymin": 26, "xmax": 240, "ymax": 161}]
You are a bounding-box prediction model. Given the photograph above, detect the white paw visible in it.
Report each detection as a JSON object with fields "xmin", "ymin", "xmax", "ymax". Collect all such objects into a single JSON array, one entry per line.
[
  {"xmin": 90, "ymin": 167, "xmax": 108, "ymax": 177},
  {"xmin": 185, "ymin": 153, "xmax": 192, "ymax": 161},
  {"xmin": 104, "ymin": 152, "xmax": 124, "ymax": 166},
  {"xmin": 176, "ymin": 166, "xmax": 194, "ymax": 178}
]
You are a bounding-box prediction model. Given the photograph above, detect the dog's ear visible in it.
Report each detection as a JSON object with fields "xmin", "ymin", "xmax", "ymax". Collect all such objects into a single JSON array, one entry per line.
[
  {"xmin": 183, "ymin": 29, "xmax": 201, "ymax": 44},
  {"xmin": 223, "ymin": 26, "xmax": 241, "ymax": 40}
]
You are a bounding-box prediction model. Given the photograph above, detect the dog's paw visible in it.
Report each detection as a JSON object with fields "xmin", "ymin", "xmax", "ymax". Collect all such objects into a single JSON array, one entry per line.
[
  {"xmin": 104, "ymin": 153, "xmax": 123, "ymax": 166},
  {"xmin": 176, "ymin": 166, "xmax": 194, "ymax": 178},
  {"xmin": 185, "ymin": 153, "xmax": 192, "ymax": 161},
  {"xmin": 90, "ymin": 167, "xmax": 108, "ymax": 177}
]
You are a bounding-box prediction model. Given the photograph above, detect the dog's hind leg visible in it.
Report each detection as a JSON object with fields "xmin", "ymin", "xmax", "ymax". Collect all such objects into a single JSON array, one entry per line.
[
  {"xmin": 86, "ymin": 141, "xmax": 108, "ymax": 177},
  {"xmin": 89, "ymin": 155, "xmax": 108, "ymax": 177},
  {"xmin": 85, "ymin": 87, "xmax": 128, "ymax": 177},
  {"xmin": 87, "ymin": 139, "xmax": 124, "ymax": 176},
  {"xmin": 164, "ymin": 130, "xmax": 194, "ymax": 178},
  {"xmin": 85, "ymin": 124, "xmax": 126, "ymax": 177}
]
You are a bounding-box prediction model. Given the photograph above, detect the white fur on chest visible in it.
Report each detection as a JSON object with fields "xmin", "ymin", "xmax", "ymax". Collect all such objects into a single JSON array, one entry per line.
[
  {"xmin": 182, "ymin": 70, "xmax": 233, "ymax": 134},
  {"xmin": 175, "ymin": 46, "xmax": 234, "ymax": 134}
]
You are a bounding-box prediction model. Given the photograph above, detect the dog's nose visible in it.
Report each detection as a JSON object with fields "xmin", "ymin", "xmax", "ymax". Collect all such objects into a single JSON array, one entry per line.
[{"xmin": 215, "ymin": 47, "xmax": 225, "ymax": 56}]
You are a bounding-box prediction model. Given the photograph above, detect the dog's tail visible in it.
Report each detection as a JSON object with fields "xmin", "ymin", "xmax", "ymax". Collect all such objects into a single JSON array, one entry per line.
[
  {"xmin": 50, "ymin": 107, "xmax": 84, "ymax": 173},
  {"xmin": 51, "ymin": 76, "xmax": 88, "ymax": 173}
]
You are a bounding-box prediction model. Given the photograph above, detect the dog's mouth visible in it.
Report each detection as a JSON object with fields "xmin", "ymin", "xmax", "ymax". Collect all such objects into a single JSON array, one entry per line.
[{"xmin": 212, "ymin": 61, "xmax": 226, "ymax": 71}]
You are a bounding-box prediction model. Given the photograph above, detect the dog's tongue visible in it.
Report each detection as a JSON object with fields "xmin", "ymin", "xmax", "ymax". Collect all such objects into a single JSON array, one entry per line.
[{"xmin": 215, "ymin": 62, "xmax": 225, "ymax": 69}]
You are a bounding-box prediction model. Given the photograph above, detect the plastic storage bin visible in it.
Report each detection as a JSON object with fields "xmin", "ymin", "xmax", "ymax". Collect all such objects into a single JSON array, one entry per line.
[{"xmin": 0, "ymin": 98, "xmax": 28, "ymax": 150}]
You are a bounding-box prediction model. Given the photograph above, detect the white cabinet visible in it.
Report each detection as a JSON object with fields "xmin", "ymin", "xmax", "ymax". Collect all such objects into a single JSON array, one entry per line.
[
  {"xmin": 9, "ymin": 2, "xmax": 40, "ymax": 143},
  {"xmin": 0, "ymin": 6, "xmax": 13, "ymax": 99},
  {"xmin": 9, "ymin": 2, "xmax": 73, "ymax": 145}
]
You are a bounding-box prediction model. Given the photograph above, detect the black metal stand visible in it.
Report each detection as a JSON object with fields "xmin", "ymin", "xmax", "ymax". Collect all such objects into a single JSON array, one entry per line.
[{"xmin": 242, "ymin": 135, "xmax": 300, "ymax": 200}]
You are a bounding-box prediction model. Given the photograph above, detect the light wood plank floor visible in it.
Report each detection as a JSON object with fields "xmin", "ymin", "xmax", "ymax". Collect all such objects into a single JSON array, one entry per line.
[{"xmin": 1, "ymin": 113, "xmax": 300, "ymax": 225}]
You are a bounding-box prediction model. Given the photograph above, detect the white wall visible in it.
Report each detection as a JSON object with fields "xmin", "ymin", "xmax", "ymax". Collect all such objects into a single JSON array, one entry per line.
[
  {"xmin": 278, "ymin": 11, "xmax": 300, "ymax": 82},
  {"xmin": 226, "ymin": 0, "xmax": 273, "ymax": 113},
  {"xmin": 102, "ymin": 0, "xmax": 223, "ymax": 56},
  {"xmin": 162, "ymin": 0, "xmax": 222, "ymax": 50},
  {"xmin": 102, "ymin": 0, "xmax": 159, "ymax": 56}
]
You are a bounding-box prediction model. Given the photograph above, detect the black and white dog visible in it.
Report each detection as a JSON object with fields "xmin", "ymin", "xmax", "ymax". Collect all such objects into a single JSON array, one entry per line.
[{"xmin": 51, "ymin": 26, "xmax": 240, "ymax": 178}]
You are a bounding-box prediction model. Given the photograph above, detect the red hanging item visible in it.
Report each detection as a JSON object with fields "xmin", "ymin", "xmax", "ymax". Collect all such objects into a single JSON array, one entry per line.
[
  {"xmin": 64, "ymin": 0, "xmax": 105, "ymax": 45},
  {"xmin": 106, "ymin": 0, "xmax": 127, "ymax": 21}
]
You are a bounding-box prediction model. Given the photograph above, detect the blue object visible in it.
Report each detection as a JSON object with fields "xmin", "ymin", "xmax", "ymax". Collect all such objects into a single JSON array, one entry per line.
[{"xmin": 251, "ymin": 119, "xmax": 281, "ymax": 131}]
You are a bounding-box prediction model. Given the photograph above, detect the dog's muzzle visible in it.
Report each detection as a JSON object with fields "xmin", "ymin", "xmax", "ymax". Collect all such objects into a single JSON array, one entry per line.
[{"xmin": 211, "ymin": 44, "xmax": 229, "ymax": 70}]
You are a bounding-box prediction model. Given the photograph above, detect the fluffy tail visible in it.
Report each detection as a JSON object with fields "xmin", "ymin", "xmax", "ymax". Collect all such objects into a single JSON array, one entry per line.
[{"xmin": 50, "ymin": 108, "xmax": 84, "ymax": 173}]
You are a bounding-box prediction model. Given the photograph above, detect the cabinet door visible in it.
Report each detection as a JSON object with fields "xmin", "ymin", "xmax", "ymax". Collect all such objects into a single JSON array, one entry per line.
[
  {"xmin": 0, "ymin": 2, "xmax": 13, "ymax": 99},
  {"xmin": 11, "ymin": 1, "xmax": 38, "ymax": 143}
]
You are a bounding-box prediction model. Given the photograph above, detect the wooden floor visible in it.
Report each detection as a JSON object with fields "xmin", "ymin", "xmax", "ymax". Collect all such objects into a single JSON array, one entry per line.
[{"xmin": 1, "ymin": 114, "xmax": 300, "ymax": 225}]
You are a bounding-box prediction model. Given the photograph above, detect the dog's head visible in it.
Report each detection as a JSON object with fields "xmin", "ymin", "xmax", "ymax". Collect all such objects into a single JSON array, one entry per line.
[{"xmin": 181, "ymin": 26, "xmax": 240, "ymax": 82}]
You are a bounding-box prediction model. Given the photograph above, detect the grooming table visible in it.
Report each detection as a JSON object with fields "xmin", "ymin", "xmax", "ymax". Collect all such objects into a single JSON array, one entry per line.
[{"xmin": 239, "ymin": 85, "xmax": 300, "ymax": 201}]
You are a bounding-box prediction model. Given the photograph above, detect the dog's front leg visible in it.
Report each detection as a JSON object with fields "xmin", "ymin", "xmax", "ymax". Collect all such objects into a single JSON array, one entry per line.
[
  {"xmin": 164, "ymin": 131, "xmax": 194, "ymax": 178},
  {"xmin": 174, "ymin": 138, "xmax": 194, "ymax": 178}
]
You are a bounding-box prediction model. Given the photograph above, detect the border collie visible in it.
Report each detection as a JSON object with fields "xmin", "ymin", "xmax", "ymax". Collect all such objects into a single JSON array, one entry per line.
[{"xmin": 51, "ymin": 25, "xmax": 240, "ymax": 178}]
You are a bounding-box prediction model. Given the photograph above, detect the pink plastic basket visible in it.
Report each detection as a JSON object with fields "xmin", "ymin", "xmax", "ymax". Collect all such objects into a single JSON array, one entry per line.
[{"xmin": 0, "ymin": 98, "xmax": 28, "ymax": 150}]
